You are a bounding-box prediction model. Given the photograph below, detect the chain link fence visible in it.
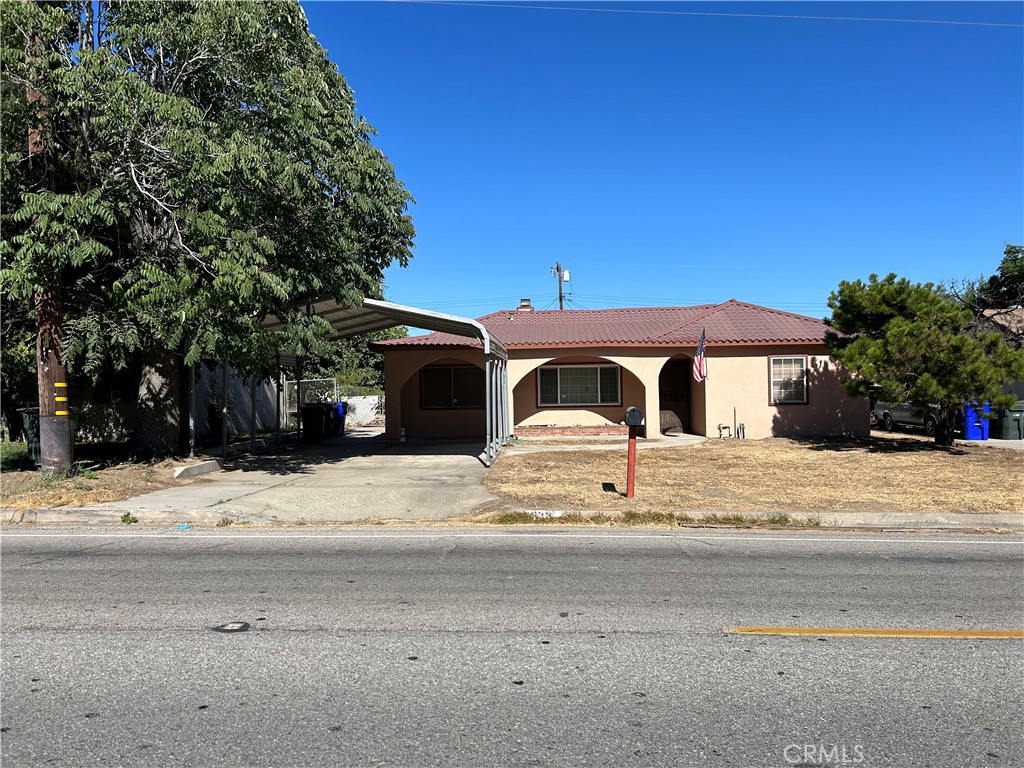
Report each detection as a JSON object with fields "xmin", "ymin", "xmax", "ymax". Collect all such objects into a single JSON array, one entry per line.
[{"xmin": 282, "ymin": 379, "xmax": 384, "ymax": 430}]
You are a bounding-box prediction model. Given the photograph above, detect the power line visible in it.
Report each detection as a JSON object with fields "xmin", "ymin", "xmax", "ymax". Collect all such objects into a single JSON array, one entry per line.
[
  {"xmin": 388, "ymin": 0, "xmax": 1023, "ymax": 28},
  {"xmin": 563, "ymin": 296, "xmax": 590, "ymax": 309}
]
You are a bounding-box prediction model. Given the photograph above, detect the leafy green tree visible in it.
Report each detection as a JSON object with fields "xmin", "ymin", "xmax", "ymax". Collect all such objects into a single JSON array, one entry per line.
[
  {"xmin": 1, "ymin": 1, "xmax": 414, "ymax": 461},
  {"xmin": 826, "ymin": 274, "xmax": 1024, "ymax": 444}
]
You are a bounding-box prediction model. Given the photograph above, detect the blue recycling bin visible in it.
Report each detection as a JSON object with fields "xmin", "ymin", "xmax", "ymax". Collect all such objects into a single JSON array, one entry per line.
[
  {"xmin": 963, "ymin": 403, "xmax": 990, "ymax": 441},
  {"xmin": 335, "ymin": 402, "xmax": 348, "ymax": 436}
]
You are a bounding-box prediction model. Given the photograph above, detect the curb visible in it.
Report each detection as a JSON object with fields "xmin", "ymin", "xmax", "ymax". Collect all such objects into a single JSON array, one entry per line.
[
  {"xmin": 3, "ymin": 507, "xmax": 270, "ymax": 526},
  {"xmin": 510, "ymin": 509, "xmax": 1024, "ymax": 532},
  {"xmin": 172, "ymin": 459, "xmax": 223, "ymax": 479},
  {"xmin": 3, "ymin": 507, "xmax": 1022, "ymax": 532}
]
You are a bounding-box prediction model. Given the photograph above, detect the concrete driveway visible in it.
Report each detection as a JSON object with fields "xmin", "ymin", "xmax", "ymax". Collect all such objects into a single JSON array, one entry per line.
[{"xmin": 92, "ymin": 428, "xmax": 500, "ymax": 524}]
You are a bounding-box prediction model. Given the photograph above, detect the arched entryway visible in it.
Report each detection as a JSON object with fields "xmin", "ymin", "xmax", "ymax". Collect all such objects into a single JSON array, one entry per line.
[{"xmin": 658, "ymin": 356, "xmax": 700, "ymax": 435}]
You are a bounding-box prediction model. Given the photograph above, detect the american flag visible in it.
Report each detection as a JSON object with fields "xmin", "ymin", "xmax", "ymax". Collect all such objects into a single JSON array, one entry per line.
[{"xmin": 692, "ymin": 328, "xmax": 708, "ymax": 382}]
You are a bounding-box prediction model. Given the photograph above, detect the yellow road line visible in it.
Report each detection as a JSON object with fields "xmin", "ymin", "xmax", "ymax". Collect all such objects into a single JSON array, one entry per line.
[{"xmin": 727, "ymin": 626, "xmax": 1024, "ymax": 639}]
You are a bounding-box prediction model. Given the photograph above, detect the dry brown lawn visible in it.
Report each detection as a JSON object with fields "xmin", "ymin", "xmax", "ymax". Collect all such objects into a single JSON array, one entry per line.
[
  {"xmin": 485, "ymin": 433, "xmax": 1023, "ymax": 515},
  {"xmin": 0, "ymin": 460, "xmax": 207, "ymax": 511}
]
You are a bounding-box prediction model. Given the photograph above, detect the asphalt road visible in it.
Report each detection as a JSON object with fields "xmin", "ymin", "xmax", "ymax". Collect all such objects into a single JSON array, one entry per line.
[{"xmin": 1, "ymin": 528, "xmax": 1022, "ymax": 768}]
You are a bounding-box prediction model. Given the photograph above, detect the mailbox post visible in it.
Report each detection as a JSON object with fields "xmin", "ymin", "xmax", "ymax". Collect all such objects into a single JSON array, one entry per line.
[{"xmin": 624, "ymin": 407, "xmax": 643, "ymax": 499}]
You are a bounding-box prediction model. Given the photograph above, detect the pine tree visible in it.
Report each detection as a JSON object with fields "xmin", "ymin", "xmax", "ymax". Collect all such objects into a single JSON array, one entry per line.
[{"xmin": 826, "ymin": 274, "xmax": 1024, "ymax": 445}]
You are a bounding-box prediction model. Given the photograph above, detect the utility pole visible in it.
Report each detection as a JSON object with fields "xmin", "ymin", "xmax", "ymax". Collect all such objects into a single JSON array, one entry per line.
[
  {"xmin": 27, "ymin": 10, "xmax": 72, "ymax": 471},
  {"xmin": 551, "ymin": 262, "xmax": 565, "ymax": 310}
]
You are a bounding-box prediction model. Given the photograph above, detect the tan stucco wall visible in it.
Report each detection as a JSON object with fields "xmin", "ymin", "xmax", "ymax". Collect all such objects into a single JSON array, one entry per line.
[
  {"xmin": 382, "ymin": 343, "xmax": 867, "ymax": 442},
  {"xmin": 703, "ymin": 345, "xmax": 868, "ymax": 439}
]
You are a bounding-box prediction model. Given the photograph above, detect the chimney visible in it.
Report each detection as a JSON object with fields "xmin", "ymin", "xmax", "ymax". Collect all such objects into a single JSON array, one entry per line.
[{"xmin": 517, "ymin": 298, "xmax": 534, "ymax": 312}]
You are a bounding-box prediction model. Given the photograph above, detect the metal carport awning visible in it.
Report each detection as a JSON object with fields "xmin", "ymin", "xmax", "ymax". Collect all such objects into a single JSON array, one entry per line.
[{"xmin": 265, "ymin": 298, "xmax": 509, "ymax": 466}]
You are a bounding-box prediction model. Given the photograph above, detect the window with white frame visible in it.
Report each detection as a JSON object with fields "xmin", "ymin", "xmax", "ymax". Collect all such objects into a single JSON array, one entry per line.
[
  {"xmin": 770, "ymin": 357, "xmax": 807, "ymax": 404},
  {"xmin": 538, "ymin": 365, "xmax": 620, "ymax": 406}
]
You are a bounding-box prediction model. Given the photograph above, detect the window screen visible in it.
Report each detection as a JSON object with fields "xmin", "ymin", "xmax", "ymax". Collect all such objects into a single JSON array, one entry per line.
[
  {"xmin": 771, "ymin": 357, "xmax": 807, "ymax": 404},
  {"xmin": 538, "ymin": 365, "xmax": 620, "ymax": 406}
]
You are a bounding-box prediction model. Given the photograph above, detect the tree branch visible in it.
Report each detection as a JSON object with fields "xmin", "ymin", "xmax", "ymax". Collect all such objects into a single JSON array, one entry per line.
[{"xmin": 127, "ymin": 162, "xmax": 215, "ymax": 277}]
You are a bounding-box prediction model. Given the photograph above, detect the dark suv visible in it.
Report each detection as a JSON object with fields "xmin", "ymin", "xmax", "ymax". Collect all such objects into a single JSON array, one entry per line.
[{"xmin": 872, "ymin": 401, "xmax": 960, "ymax": 437}]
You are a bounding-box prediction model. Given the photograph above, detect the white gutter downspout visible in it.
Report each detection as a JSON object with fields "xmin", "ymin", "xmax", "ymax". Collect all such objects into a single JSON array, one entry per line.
[{"xmin": 467, "ymin": 316, "xmax": 500, "ymax": 467}]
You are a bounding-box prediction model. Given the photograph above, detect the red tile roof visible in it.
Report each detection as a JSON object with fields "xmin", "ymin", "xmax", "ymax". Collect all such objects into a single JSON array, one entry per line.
[{"xmin": 374, "ymin": 300, "xmax": 830, "ymax": 350}]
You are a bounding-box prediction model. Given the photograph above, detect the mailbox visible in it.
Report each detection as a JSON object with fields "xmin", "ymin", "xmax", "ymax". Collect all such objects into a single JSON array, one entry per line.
[{"xmin": 624, "ymin": 407, "xmax": 643, "ymax": 427}]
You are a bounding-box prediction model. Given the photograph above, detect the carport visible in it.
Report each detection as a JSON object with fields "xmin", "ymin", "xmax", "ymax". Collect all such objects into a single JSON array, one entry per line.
[{"xmin": 265, "ymin": 298, "xmax": 510, "ymax": 466}]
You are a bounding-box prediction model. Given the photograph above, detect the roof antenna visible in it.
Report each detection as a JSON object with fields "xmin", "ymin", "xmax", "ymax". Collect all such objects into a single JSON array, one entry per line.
[{"xmin": 551, "ymin": 262, "xmax": 570, "ymax": 310}]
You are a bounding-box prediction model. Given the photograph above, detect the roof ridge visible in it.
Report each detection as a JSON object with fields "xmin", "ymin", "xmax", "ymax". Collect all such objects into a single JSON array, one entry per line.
[
  {"xmin": 650, "ymin": 301, "xmax": 732, "ymax": 340},
  {"xmin": 726, "ymin": 299, "xmax": 827, "ymax": 325},
  {"xmin": 490, "ymin": 305, "xmax": 709, "ymax": 317}
]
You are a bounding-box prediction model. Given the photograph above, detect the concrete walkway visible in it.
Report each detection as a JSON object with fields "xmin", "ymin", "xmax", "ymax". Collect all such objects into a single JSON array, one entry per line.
[{"xmin": 503, "ymin": 432, "xmax": 707, "ymax": 455}]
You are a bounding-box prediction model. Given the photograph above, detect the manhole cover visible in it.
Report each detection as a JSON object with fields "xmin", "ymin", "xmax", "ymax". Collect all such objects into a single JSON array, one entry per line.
[{"xmin": 212, "ymin": 621, "xmax": 250, "ymax": 633}]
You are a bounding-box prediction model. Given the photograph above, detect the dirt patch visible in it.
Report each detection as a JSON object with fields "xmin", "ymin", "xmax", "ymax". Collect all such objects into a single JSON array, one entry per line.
[
  {"xmin": 485, "ymin": 433, "xmax": 1023, "ymax": 515},
  {"xmin": 1, "ymin": 460, "xmax": 211, "ymax": 511}
]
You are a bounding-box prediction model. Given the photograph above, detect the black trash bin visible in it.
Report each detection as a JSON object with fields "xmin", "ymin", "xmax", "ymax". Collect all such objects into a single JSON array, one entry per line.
[
  {"xmin": 300, "ymin": 404, "xmax": 326, "ymax": 443},
  {"xmin": 321, "ymin": 403, "xmax": 336, "ymax": 438}
]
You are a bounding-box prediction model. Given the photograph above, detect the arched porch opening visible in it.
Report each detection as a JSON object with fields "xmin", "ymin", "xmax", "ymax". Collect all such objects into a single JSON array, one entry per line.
[
  {"xmin": 512, "ymin": 354, "xmax": 645, "ymax": 435},
  {"xmin": 658, "ymin": 355, "xmax": 705, "ymax": 436}
]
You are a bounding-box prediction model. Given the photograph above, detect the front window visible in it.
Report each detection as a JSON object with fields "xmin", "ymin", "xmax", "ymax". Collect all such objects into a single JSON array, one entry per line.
[
  {"xmin": 538, "ymin": 365, "xmax": 620, "ymax": 406},
  {"xmin": 770, "ymin": 357, "xmax": 807, "ymax": 404}
]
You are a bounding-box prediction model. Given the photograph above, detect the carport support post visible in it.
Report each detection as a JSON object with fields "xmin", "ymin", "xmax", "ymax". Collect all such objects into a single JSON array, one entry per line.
[
  {"xmin": 221, "ymin": 359, "xmax": 229, "ymax": 458},
  {"xmin": 500, "ymin": 358, "xmax": 508, "ymax": 444},
  {"xmin": 296, "ymin": 357, "xmax": 304, "ymax": 441},
  {"xmin": 484, "ymin": 353, "xmax": 493, "ymax": 466},
  {"xmin": 496, "ymin": 358, "xmax": 503, "ymax": 444},
  {"xmin": 626, "ymin": 424, "xmax": 638, "ymax": 499},
  {"xmin": 187, "ymin": 364, "xmax": 196, "ymax": 459},
  {"xmin": 275, "ymin": 355, "xmax": 281, "ymax": 447},
  {"xmin": 249, "ymin": 374, "xmax": 257, "ymax": 453}
]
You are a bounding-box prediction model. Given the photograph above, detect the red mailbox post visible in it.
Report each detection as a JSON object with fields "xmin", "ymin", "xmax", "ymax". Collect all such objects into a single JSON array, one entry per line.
[{"xmin": 624, "ymin": 407, "xmax": 643, "ymax": 499}]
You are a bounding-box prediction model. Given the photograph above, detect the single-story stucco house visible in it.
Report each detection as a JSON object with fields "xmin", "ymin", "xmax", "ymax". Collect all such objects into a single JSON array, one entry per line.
[{"xmin": 373, "ymin": 298, "xmax": 869, "ymax": 442}]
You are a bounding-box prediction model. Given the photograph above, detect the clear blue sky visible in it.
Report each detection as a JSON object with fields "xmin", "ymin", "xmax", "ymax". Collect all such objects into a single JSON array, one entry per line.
[{"xmin": 301, "ymin": 1, "xmax": 1023, "ymax": 322}]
